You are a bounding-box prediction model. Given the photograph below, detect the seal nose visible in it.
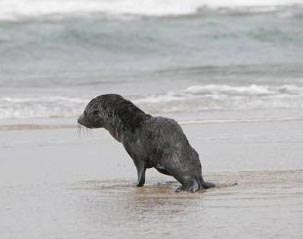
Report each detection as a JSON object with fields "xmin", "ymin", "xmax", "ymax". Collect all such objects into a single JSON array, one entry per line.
[
  {"xmin": 78, "ymin": 114, "xmax": 93, "ymax": 128},
  {"xmin": 77, "ymin": 114, "xmax": 84, "ymax": 125}
]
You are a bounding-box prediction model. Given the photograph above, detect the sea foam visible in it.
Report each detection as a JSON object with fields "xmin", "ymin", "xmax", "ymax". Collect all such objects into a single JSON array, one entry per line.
[{"xmin": 1, "ymin": 84, "xmax": 303, "ymax": 120}]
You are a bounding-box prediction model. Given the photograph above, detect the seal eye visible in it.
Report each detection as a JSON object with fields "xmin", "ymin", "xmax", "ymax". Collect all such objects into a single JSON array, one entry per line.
[{"xmin": 92, "ymin": 110, "xmax": 99, "ymax": 116}]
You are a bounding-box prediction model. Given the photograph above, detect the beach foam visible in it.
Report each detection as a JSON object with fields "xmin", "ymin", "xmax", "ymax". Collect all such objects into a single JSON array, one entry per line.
[
  {"xmin": 135, "ymin": 84, "xmax": 303, "ymax": 112},
  {"xmin": 1, "ymin": 84, "xmax": 303, "ymax": 120}
]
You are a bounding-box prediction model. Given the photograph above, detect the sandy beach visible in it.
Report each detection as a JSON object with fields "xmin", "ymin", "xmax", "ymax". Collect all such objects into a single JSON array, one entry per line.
[
  {"xmin": 1, "ymin": 119, "xmax": 303, "ymax": 239},
  {"xmin": 1, "ymin": 1, "xmax": 303, "ymax": 238}
]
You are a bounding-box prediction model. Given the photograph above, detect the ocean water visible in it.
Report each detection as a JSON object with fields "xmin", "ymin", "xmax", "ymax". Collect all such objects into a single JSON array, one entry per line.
[{"xmin": 0, "ymin": 0, "xmax": 303, "ymax": 124}]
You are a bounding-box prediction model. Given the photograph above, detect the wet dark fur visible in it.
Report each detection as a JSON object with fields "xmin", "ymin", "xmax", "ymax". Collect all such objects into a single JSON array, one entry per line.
[
  {"xmin": 104, "ymin": 96, "xmax": 150, "ymax": 132},
  {"xmin": 78, "ymin": 94, "xmax": 215, "ymax": 192}
]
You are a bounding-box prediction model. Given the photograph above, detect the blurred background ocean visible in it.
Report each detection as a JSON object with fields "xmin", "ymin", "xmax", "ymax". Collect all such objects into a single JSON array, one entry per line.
[{"xmin": 0, "ymin": 0, "xmax": 302, "ymax": 124}]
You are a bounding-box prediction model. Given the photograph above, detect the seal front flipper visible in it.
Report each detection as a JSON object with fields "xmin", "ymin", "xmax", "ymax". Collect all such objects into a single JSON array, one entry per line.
[
  {"xmin": 123, "ymin": 143, "xmax": 147, "ymax": 187},
  {"xmin": 135, "ymin": 160, "xmax": 146, "ymax": 187}
]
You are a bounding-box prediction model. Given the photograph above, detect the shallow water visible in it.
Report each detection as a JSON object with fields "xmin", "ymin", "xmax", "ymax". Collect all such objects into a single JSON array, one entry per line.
[
  {"xmin": 1, "ymin": 170, "xmax": 302, "ymax": 239},
  {"xmin": 0, "ymin": 121, "xmax": 303, "ymax": 239}
]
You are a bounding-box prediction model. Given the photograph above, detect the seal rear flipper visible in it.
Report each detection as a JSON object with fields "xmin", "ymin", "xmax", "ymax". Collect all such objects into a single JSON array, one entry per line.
[
  {"xmin": 188, "ymin": 180, "xmax": 200, "ymax": 192},
  {"xmin": 185, "ymin": 180, "xmax": 215, "ymax": 192},
  {"xmin": 200, "ymin": 181, "xmax": 215, "ymax": 189}
]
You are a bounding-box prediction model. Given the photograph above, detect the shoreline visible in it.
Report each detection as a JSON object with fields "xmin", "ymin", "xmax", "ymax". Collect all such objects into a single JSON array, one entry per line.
[{"xmin": 1, "ymin": 114, "xmax": 303, "ymax": 131}]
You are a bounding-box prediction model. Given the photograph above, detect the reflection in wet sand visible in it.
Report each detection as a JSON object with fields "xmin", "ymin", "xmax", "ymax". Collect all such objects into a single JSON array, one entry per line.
[
  {"xmin": 1, "ymin": 119, "xmax": 303, "ymax": 239},
  {"xmin": 71, "ymin": 170, "xmax": 303, "ymax": 238}
]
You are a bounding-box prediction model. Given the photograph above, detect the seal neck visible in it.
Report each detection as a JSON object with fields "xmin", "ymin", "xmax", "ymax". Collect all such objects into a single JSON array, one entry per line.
[
  {"xmin": 104, "ymin": 117, "xmax": 124, "ymax": 142},
  {"xmin": 104, "ymin": 114, "xmax": 147, "ymax": 143}
]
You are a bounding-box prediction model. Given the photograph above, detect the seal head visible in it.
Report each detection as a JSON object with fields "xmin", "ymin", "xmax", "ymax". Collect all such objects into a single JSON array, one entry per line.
[
  {"xmin": 78, "ymin": 97, "xmax": 105, "ymax": 129},
  {"xmin": 78, "ymin": 94, "xmax": 150, "ymax": 131}
]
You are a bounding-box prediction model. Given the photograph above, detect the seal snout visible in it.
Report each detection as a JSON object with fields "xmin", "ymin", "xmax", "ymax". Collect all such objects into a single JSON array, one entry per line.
[
  {"xmin": 77, "ymin": 114, "xmax": 84, "ymax": 125},
  {"xmin": 77, "ymin": 114, "xmax": 92, "ymax": 128}
]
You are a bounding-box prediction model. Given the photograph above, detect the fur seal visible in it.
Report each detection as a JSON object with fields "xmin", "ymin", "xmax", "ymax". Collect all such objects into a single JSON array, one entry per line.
[{"xmin": 78, "ymin": 94, "xmax": 215, "ymax": 192}]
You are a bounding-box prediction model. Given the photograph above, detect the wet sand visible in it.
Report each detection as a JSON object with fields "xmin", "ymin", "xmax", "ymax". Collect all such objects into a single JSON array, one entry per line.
[{"xmin": 1, "ymin": 120, "xmax": 303, "ymax": 239}]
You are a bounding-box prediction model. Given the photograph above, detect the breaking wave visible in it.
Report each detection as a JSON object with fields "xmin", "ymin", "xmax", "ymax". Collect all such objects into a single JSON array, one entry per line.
[
  {"xmin": 135, "ymin": 84, "xmax": 303, "ymax": 113},
  {"xmin": 1, "ymin": 84, "xmax": 303, "ymax": 120}
]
